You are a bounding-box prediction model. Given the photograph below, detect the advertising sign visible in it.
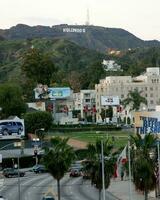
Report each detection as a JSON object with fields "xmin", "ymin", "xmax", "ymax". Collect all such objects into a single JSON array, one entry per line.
[
  {"xmin": 134, "ymin": 111, "xmax": 160, "ymax": 134},
  {"xmin": 101, "ymin": 96, "xmax": 120, "ymax": 106},
  {"xmin": 0, "ymin": 117, "xmax": 25, "ymax": 140},
  {"xmin": 34, "ymin": 85, "xmax": 71, "ymax": 100}
]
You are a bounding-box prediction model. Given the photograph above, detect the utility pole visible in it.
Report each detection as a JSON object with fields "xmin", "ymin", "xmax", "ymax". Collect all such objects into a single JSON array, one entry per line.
[
  {"xmin": 101, "ymin": 140, "xmax": 105, "ymax": 200},
  {"xmin": 14, "ymin": 141, "xmax": 22, "ymax": 200},
  {"xmin": 157, "ymin": 141, "xmax": 160, "ymax": 196},
  {"xmin": 0, "ymin": 141, "xmax": 22, "ymax": 200},
  {"xmin": 128, "ymin": 137, "xmax": 132, "ymax": 200}
]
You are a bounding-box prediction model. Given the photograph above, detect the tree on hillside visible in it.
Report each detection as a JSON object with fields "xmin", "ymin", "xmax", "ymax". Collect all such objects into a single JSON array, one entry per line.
[
  {"xmin": 67, "ymin": 71, "xmax": 82, "ymax": 92},
  {"xmin": 85, "ymin": 139, "xmax": 115, "ymax": 200},
  {"xmin": 131, "ymin": 134, "xmax": 157, "ymax": 200},
  {"xmin": 87, "ymin": 61, "xmax": 106, "ymax": 89},
  {"xmin": 43, "ymin": 137, "xmax": 75, "ymax": 200},
  {"xmin": 122, "ymin": 89, "xmax": 147, "ymax": 111},
  {"xmin": 0, "ymin": 83, "xmax": 27, "ymax": 118},
  {"xmin": 22, "ymin": 48, "xmax": 57, "ymax": 85}
]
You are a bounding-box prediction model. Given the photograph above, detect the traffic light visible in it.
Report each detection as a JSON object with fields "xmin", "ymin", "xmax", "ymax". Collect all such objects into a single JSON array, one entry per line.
[{"xmin": 34, "ymin": 149, "xmax": 38, "ymax": 156}]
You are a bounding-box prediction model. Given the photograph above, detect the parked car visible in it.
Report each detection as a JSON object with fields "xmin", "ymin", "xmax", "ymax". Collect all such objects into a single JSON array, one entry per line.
[
  {"xmin": 69, "ymin": 169, "xmax": 82, "ymax": 177},
  {"xmin": 33, "ymin": 164, "xmax": 48, "ymax": 173},
  {"xmin": 3, "ymin": 168, "xmax": 25, "ymax": 178},
  {"xmin": 42, "ymin": 196, "xmax": 55, "ymax": 200},
  {"xmin": 0, "ymin": 121, "xmax": 23, "ymax": 135}
]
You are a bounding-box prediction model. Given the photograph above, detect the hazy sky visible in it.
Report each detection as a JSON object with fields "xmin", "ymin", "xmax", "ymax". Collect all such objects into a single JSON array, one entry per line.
[{"xmin": 1, "ymin": 0, "xmax": 160, "ymax": 40}]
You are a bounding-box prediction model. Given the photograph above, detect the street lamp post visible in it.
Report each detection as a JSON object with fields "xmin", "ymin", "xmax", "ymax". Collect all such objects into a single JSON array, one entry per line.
[
  {"xmin": 157, "ymin": 141, "xmax": 160, "ymax": 196},
  {"xmin": 101, "ymin": 140, "xmax": 105, "ymax": 200},
  {"xmin": 0, "ymin": 141, "xmax": 22, "ymax": 200},
  {"xmin": 35, "ymin": 128, "xmax": 45, "ymax": 148},
  {"xmin": 128, "ymin": 137, "xmax": 132, "ymax": 200},
  {"xmin": 14, "ymin": 141, "xmax": 22, "ymax": 200}
]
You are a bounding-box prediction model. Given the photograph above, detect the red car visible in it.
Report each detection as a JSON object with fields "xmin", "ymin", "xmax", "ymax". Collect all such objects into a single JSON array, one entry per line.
[{"xmin": 69, "ymin": 169, "xmax": 82, "ymax": 177}]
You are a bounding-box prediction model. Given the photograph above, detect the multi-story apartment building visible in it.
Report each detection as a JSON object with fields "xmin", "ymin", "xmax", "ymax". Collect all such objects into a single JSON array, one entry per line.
[
  {"xmin": 95, "ymin": 68, "xmax": 160, "ymax": 122},
  {"xmin": 73, "ymin": 90, "xmax": 96, "ymax": 120}
]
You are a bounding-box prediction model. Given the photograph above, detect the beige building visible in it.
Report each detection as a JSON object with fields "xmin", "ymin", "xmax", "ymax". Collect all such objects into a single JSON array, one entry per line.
[
  {"xmin": 95, "ymin": 67, "xmax": 160, "ymax": 122},
  {"xmin": 73, "ymin": 90, "xmax": 96, "ymax": 120}
]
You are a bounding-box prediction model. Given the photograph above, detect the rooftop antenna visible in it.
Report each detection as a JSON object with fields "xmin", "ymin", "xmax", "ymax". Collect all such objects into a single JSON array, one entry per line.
[{"xmin": 85, "ymin": 8, "xmax": 90, "ymax": 26}]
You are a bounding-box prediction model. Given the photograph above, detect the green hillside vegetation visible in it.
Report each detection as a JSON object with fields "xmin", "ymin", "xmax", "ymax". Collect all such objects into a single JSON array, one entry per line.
[
  {"xmin": 0, "ymin": 38, "xmax": 106, "ymax": 94},
  {"xmin": 1, "ymin": 37, "xmax": 160, "ymax": 101},
  {"xmin": 111, "ymin": 47, "xmax": 160, "ymax": 76}
]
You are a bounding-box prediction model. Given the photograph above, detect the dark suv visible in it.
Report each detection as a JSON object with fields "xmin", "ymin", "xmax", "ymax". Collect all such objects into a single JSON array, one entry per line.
[
  {"xmin": 33, "ymin": 165, "xmax": 48, "ymax": 173},
  {"xmin": 0, "ymin": 121, "xmax": 23, "ymax": 135},
  {"xmin": 3, "ymin": 168, "xmax": 25, "ymax": 178}
]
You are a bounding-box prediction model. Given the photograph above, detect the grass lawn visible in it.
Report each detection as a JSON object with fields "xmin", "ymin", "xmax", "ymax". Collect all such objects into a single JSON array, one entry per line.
[{"xmin": 48, "ymin": 130, "xmax": 134, "ymax": 148}]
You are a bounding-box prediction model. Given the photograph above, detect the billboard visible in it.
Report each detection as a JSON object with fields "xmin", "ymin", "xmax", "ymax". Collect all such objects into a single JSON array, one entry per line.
[
  {"xmin": 34, "ymin": 85, "xmax": 71, "ymax": 100},
  {"xmin": 101, "ymin": 96, "xmax": 120, "ymax": 106},
  {"xmin": 0, "ymin": 118, "xmax": 25, "ymax": 140},
  {"xmin": 134, "ymin": 111, "xmax": 160, "ymax": 134}
]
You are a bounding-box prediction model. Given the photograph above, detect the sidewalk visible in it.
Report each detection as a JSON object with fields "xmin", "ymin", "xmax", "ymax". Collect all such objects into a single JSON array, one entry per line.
[{"xmin": 108, "ymin": 178, "xmax": 158, "ymax": 200}]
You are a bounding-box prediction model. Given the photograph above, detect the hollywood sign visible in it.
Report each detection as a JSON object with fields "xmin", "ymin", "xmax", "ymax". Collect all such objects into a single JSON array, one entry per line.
[{"xmin": 63, "ymin": 28, "xmax": 86, "ymax": 33}]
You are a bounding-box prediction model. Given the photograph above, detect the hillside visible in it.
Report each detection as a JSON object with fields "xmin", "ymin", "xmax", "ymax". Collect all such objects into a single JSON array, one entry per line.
[
  {"xmin": 0, "ymin": 24, "xmax": 159, "ymax": 53},
  {"xmin": 109, "ymin": 47, "xmax": 160, "ymax": 76},
  {"xmin": 0, "ymin": 38, "xmax": 106, "ymax": 90},
  {"xmin": 1, "ymin": 36, "xmax": 160, "ymax": 97}
]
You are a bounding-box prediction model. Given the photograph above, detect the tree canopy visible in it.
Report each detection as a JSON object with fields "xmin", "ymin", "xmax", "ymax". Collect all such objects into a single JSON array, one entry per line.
[
  {"xmin": 131, "ymin": 134, "xmax": 157, "ymax": 200},
  {"xmin": 24, "ymin": 111, "xmax": 53, "ymax": 134},
  {"xmin": 43, "ymin": 137, "xmax": 75, "ymax": 200},
  {"xmin": 122, "ymin": 89, "xmax": 147, "ymax": 111},
  {"xmin": 85, "ymin": 139, "xmax": 115, "ymax": 200},
  {"xmin": 22, "ymin": 48, "xmax": 57, "ymax": 86},
  {"xmin": 0, "ymin": 83, "xmax": 27, "ymax": 118}
]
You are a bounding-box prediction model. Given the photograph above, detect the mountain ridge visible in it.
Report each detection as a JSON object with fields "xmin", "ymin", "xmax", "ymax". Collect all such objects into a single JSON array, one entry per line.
[{"xmin": 0, "ymin": 24, "xmax": 159, "ymax": 52}]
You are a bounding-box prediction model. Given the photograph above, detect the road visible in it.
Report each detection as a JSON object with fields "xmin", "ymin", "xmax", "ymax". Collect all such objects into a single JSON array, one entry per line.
[{"xmin": 0, "ymin": 171, "xmax": 119, "ymax": 200}]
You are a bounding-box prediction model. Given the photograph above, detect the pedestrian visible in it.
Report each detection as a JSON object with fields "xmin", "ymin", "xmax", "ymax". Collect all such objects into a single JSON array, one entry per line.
[
  {"xmin": 121, "ymin": 170, "xmax": 124, "ymax": 181},
  {"xmin": 113, "ymin": 163, "xmax": 118, "ymax": 178}
]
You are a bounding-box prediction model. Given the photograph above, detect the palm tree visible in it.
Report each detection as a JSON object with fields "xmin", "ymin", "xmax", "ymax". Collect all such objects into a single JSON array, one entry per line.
[
  {"xmin": 122, "ymin": 89, "xmax": 147, "ymax": 111},
  {"xmin": 43, "ymin": 137, "xmax": 75, "ymax": 200},
  {"xmin": 85, "ymin": 139, "xmax": 115, "ymax": 200},
  {"xmin": 131, "ymin": 133, "xmax": 157, "ymax": 200}
]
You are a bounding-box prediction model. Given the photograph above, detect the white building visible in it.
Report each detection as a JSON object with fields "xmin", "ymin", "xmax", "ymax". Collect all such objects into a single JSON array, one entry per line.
[
  {"xmin": 95, "ymin": 67, "xmax": 160, "ymax": 122},
  {"xmin": 102, "ymin": 60, "xmax": 122, "ymax": 72},
  {"xmin": 73, "ymin": 90, "xmax": 96, "ymax": 120}
]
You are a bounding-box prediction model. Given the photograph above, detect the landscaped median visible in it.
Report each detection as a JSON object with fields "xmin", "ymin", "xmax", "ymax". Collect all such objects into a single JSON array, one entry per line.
[{"xmin": 47, "ymin": 130, "xmax": 133, "ymax": 148}]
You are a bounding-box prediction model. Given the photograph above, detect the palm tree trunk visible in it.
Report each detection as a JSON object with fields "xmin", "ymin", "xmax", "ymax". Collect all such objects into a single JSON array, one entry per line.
[
  {"xmin": 57, "ymin": 179, "xmax": 61, "ymax": 200},
  {"xmin": 144, "ymin": 188, "xmax": 148, "ymax": 200},
  {"xmin": 99, "ymin": 188, "xmax": 101, "ymax": 200}
]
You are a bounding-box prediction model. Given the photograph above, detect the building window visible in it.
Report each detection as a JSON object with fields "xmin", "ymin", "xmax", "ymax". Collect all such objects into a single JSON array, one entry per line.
[
  {"xmin": 145, "ymin": 94, "xmax": 147, "ymax": 97},
  {"xmin": 150, "ymin": 94, "xmax": 153, "ymax": 97},
  {"xmin": 85, "ymin": 99, "xmax": 90, "ymax": 103},
  {"xmin": 145, "ymin": 87, "xmax": 147, "ymax": 91},
  {"xmin": 84, "ymin": 93, "xmax": 90, "ymax": 97},
  {"xmin": 121, "ymin": 94, "xmax": 124, "ymax": 98},
  {"xmin": 150, "ymin": 87, "xmax": 153, "ymax": 91},
  {"xmin": 150, "ymin": 100, "xmax": 154, "ymax": 104}
]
